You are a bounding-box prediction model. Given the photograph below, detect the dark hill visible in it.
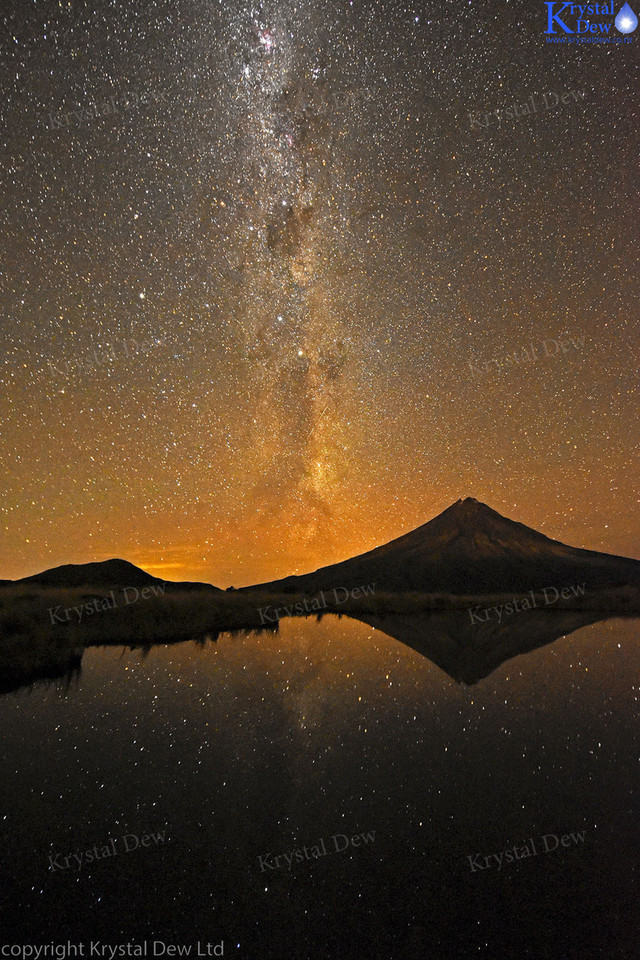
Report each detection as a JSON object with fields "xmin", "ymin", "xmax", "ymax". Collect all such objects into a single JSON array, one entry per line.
[{"xmin": 14, "ymin": 559, "xmax": 219, "ymax": 592}]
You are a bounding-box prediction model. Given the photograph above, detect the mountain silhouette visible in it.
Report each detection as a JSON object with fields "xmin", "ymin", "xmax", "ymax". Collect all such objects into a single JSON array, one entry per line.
[
  {"xmin": 246, "ymin": 498, "xmax": 640, "ymax": 595},
  {"xmin": 12, "ymin": 559, "xmax": 219, "ymax": 592}
]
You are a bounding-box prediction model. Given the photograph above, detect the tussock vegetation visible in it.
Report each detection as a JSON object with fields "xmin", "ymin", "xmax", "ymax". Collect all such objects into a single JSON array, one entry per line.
[
  {"xmin": 319, "ymin": 585, "xmax": 640, "ymax": 617},
  {"xmin": 0, "ymin": 586, "xmax": 272, "ymax": 644},
  {"xmin": 2, "ymin": 583, "xmax": 639, "ymax": 646},
  {"xmin": 245, "ymin": 585, "xmax": 640, "ymax": 619}
]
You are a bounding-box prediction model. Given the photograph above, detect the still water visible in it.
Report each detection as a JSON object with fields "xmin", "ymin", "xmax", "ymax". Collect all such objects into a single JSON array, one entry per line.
[{"xmin": 0, "ymin": 614, "xmax": 638, "ymax": 959}]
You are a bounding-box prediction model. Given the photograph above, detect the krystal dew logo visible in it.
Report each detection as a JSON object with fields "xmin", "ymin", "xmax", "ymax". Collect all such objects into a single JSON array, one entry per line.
[{"xmin": 545, "ymin": 2, "xmax": 638, "ymax": 35}]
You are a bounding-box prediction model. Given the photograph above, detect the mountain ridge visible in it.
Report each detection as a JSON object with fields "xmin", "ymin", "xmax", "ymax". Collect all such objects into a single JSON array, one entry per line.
[{"xmin": 2, "ymin": 500, "xmax": 638, "ymax": 596}]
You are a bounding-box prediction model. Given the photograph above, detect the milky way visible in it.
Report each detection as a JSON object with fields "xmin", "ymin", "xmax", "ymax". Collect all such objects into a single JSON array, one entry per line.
[{"xmin": 223, "ymin": 3, "xmax": 358, "ymax": 544}]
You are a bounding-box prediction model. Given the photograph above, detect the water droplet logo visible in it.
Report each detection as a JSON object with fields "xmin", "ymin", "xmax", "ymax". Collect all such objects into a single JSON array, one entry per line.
[{"xmin": 615, "ymin": 3, "xmax": 638, "ymax": 32}]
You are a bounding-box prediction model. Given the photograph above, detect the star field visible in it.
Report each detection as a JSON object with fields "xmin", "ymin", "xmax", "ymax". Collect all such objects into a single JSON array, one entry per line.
[{"xmin": 0, "ymin": 0, "xmax": 638, "ymax": 585}]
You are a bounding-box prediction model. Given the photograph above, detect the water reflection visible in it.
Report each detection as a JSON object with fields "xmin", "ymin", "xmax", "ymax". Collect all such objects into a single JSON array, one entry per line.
[
  {"xmin": 0, "ymin": 608, "xmax": 627, "ymax": 694},
  {"xmin": 0, "ymin": 614, "xmax": 637, "ymax": 958}
]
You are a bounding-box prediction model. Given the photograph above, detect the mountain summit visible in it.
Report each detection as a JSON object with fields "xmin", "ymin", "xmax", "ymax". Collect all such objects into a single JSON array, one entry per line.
[{"xmin": 246, "ymin": 498, "xmax": 640, "ymax": 595}]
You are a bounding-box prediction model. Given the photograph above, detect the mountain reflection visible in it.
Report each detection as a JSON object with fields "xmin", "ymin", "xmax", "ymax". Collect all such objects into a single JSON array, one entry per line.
[{"xmin": 349, "ymin": 609, "xmax": 610, "ymax": 684}]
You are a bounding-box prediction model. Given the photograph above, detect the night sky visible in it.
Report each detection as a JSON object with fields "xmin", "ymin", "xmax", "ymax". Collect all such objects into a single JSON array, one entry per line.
[{"xmin": 0, "ymin": 0, "xmax": 638, "ymax": 587}]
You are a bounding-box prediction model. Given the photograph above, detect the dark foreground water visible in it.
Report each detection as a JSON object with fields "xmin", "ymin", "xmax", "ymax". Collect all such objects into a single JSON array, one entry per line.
[{"xmin": 0, "ymin": 614, "xmax": 638, "ymax": 959}]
